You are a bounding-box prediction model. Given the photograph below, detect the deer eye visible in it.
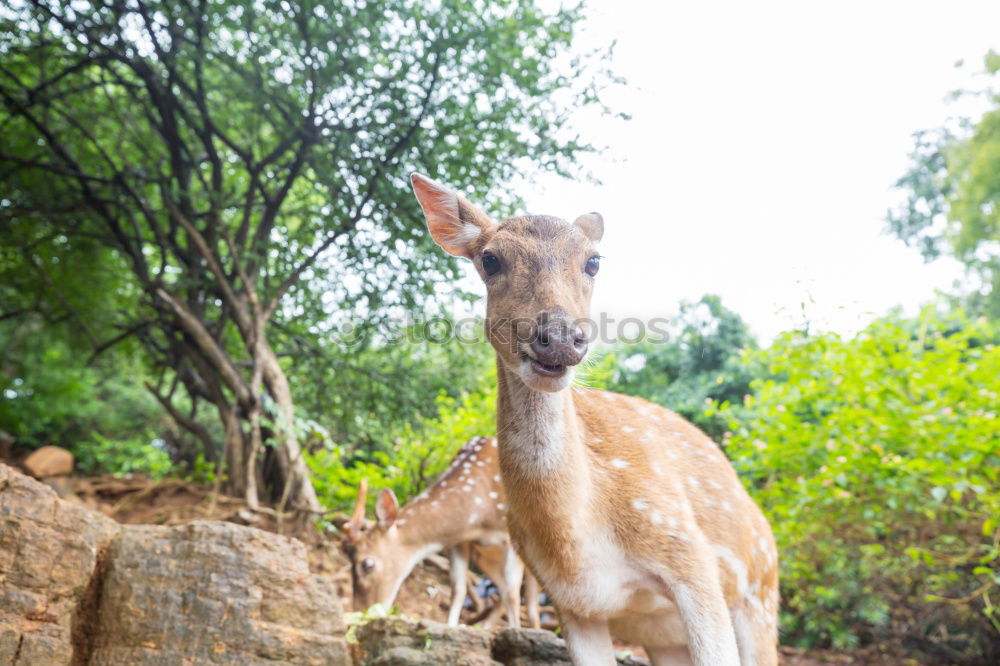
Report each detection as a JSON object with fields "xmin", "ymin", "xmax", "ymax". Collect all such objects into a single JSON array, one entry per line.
[
  {"xmin": 481, "ymin": 251, "xmax": 501, "ymax": 276},
  {"xmin": 361, "ymin": 557, "xmax": 376, "ymax": 573},
  {"xmin": 585, "ymin": 256, "xmax": 600, "ymax": 277}
]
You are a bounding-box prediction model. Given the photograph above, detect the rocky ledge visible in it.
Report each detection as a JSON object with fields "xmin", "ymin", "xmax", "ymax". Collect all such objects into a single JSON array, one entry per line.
[{"xmin": 1, "ymin": 463, "xmax": 645, "ymax": 665}]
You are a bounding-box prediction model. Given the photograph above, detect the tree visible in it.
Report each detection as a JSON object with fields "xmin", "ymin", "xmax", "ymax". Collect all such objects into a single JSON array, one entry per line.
[
  {"xmin": 606, "ymin": 294, "xmax": 757, "ymax": 441},
  {"xmin": 0, "ymin": 0, "xmax": 612, "ymax": 509},
  {"xmin": 887, "ymin": 51, "xmax": 1000, "ymax": 318}
]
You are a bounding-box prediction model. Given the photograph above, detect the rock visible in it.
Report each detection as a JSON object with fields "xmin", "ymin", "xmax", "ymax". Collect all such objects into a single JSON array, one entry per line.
[
  {"xmin": 89, "ymin": 520, "xmax": 348, "ymax": 665},
  {"xmin": 23, "ymin": 445, "xmax": 74, "ymax": 478},
  {"xmin": 0, "ymin": 463, "xmax": 120, "ymax": 665},
  {"xmin": 0, "ymin": 464, "xmax": 348, "ymax": 665},
  {"xmin": 354, "ymin": 619, "xmax": 651, "ymax": 666},
  {"xmin": 492, "ymin": 628, "xmax": 573, "ymax": 665},
  {"xmin": 355, "ymin": 617, "xmax": 499, "ymax": 666}
]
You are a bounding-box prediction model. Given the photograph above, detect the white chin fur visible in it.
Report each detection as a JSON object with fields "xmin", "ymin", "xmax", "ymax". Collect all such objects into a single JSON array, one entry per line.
[{"xmin": 516, "ymin": 357, "xmax": 574, "ymax": 393}]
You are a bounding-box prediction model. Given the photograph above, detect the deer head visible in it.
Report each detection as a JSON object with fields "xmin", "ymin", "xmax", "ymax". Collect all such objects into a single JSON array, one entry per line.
[
  {"xmin": 411, "ymin": 173, "xmax": 603, "ymax": 393},
  {"xmin": 341, "ymin": 479, "xmax": 407, "ymax": 611}
]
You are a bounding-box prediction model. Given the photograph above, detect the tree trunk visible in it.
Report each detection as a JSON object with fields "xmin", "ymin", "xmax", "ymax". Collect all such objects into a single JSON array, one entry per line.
[
  {"xmin": 218, "ymin": 403, "xmax": 247, "ymax": 500},
  {"xmin": 260, "ymin": 342, "xmax": 322, "ymax": 512}
]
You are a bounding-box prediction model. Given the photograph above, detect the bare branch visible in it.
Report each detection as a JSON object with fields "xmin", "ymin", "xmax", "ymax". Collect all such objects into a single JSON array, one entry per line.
[{"xmin": 154, "ymin": 287, "xmax": 253, "ymax": 407}]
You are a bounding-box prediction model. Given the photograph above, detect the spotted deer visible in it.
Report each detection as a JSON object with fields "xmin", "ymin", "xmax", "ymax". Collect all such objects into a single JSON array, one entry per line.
[
  {"xmin": 341, "ymin": 435, "xmax": 541, "ymax": 628},
  {"xmin": 411, "ymin": 174, "xmax": 779, "ymax": 666}
]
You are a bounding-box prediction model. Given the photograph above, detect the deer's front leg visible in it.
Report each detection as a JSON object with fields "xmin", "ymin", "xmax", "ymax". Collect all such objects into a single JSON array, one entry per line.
[
  {"xmin": 524, "ymin": 571, "xmax": 541, "ymax": 629},
  {"xmin": 447, "ymin": 543, "xmax": 471, "ymax": 626},
  {"xmin": 560, "ymin": 612, "xmax": 615, "ymax": 666},
  {"xmin": 500, "ymin": 545, "xmax": 524, "ymax": 628},
  {"xmin": 670, "ymin": 579, "xmax": 740, "ymax": 666}
]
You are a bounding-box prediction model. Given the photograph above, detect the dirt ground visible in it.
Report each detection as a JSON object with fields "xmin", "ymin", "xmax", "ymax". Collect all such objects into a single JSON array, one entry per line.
[{"xmin": 35, "ymin": 471, "xmax": 915, "ymax": 665}]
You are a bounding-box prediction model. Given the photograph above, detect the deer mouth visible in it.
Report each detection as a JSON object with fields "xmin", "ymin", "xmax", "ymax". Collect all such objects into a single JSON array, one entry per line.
[{"xmin": 528, "ymin": 358, "xmax": 567, "ymax": 378}]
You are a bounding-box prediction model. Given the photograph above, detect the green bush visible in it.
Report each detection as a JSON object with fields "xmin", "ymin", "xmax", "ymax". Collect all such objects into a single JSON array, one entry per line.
[
  {"xmin": 306, "ymin": 370, "xmax": 497, "ymax": 514},
  {"xmin": 74, "ymin": 431, "xmax": 174, "ymax": 480},
  {"xmin": 709, "ymin": 310, "xmax": 1000, "ymax": 659}
]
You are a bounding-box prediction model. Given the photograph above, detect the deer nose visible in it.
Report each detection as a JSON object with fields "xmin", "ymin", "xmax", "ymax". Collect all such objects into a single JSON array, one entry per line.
[{"xmin": 530, "ymin": 317, "xmax": 588, "ymax": 366}]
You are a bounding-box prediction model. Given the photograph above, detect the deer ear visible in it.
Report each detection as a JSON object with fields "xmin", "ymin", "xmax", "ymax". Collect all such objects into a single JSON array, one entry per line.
[
  {"xmin": 410, "ymin": 172, "xmax": 494, "ymax": 259},
  {"xmin": 574, "ymin": 212, "xmax": 604, "ymax": 242},
  {"xmin": 343, "ymin": 478, "xmax": 368, "ymax": 544},
  {"xmin": 375, "ymin": 488, "xmax": 399, "ymax": 527}
]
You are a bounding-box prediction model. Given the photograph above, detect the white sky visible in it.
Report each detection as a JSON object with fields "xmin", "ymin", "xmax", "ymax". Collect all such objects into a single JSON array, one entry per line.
[{"xmin": 461, "ymin": 0, "xmax": 1000, "ymax": 341}]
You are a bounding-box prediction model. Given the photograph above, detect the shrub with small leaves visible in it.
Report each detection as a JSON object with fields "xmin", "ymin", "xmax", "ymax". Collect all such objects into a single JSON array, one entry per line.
[{"xmin": 709, "ymin": 309, "xmax": 999, "ymax": 659}]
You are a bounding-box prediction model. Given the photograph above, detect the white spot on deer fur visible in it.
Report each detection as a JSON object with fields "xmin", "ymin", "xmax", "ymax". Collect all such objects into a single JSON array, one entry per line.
[
  {"xmin": 496, "ymin": 503, "xmax": 505, "ymax": 510},
  {"xmin": 593, "ymin": 436, "xmax": 604, "ymax": 443},
  {"xmin": 708, "ymin": 479, "xmax": 722, "ymax": 490},
  {"xmin": 488, "ymin": 491, "xmax": 498, "ymax": 499},
  {"xmin": 493, "ymin": 475, "xmax": 500, "ymax": 482},
  {"xmin": 431, "ymin": 500, "xmax": 440, "ymax": 506},
  {"xmin": 652, "ymin": 463, "xmax": 664, "ymax": 477},
  {"xmin": 463, "ymin": 485, "xmax": 473, "ymax": 492},
  {"xmin": 642, "ymin": 429, "xmax": 656, "ymax": 441},
  {"xmin": 651, "ymin": 511, "xmax": 663, "ymax": 525},
  {"xmin": 476, "ymin": 460, "xmax": 484, "ymax": 467},
  {"xmin": 633, "ymin": 499, "xmax": 649, "ymax": 511},
  {"xmin": 705, "ymin": 498, "xmax": 717, "ymax": 507},
  {"xmin": 714, "ymin": 544, "xmax": 749, "ymax": 597},
  {"xmin": 397, "ymin": 519, "xmax": 406, "ymax": 526},
  {"xmin": 611, "ymin": 459, "xmax": 629, "ymax": 468},
  {"xmin": 491, "ymin": 439, "xmax": 497, "ymax": 447},
  {"xmin": 688, "ymin": 475, "xmax": 700, "ymax": 488},
  {"xmin": 668, "ymin": 517, "xmax": 679, "ymax": 528},
  {"xmin": 469, "ymin": 512, "xmax": 479, "ymax": 523},
  {"xmin": 622, "ymin": 425, "xmax": 636, "ymax": 434},
  {"xmin": 722, "ymin": 500, "xmax": 733, "ymax": 512},
  {"xmin": 474, "ymin": 496, "xmax": 483, "ymax": 505}
]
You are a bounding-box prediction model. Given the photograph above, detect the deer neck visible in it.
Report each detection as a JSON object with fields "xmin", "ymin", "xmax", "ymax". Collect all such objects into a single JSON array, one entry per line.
[{"xmin": 495, "ymin": 358, "xmax": 590, "ymax": 491}]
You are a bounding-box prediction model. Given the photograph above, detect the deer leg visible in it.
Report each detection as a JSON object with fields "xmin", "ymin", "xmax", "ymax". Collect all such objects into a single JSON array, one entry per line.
[
  {"xmin": 499, "ymin": 544, "xmax": 524, "ymax": 628},
  {"xmin": 669, "ymin": 580, "xmax": 740, "ymax": 666},
  {"xmin": 560, "ymin": 612, "xmax": 615, "ymax": 666},
  {"xmin": 473, "ymin": 542, "xmax": 516, "ymax": 628},
  {"xmin": 447, "ymin": 543, "xmax": 471, "ymax": 626},
  {"xmin": 524, "ymin": 570, "xmax": 541, "ymax": 629}
]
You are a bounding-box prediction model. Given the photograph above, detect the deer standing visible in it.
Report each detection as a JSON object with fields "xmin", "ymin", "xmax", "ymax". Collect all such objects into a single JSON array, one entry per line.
[
  {"xmin": 342, "ymin": 435, "xmax": 541, "ymax": 628},
  {"xmin": 411, "ymin": 173, "xmax": 779, "ymax": 666}
]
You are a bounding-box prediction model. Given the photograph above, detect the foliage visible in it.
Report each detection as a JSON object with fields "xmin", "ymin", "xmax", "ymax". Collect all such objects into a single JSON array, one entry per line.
[
  {"xmin": 307, "ymin": 366, "xmax": 497, "ymax": 514},
  {"xmin": 711, "ymin": 309, "xmax": 1000, "ymax": 659},
  {"xmin": 606, "ymin": 295, "xmax": 758, "ymax": 441},
  {"xmin": 887, "ymin": 51, "xmax": 1000, "ymax": 318},
  {"xmin": 0, "ymin": 319, "xmax": 176, "ymax": 477},
  {"xmin": 287, "ymin": 320, "xmax": 495, "ymax": 455},
  {"xmin": 74, "ymin": 431, "xmax": 174, "ymax": 480}
]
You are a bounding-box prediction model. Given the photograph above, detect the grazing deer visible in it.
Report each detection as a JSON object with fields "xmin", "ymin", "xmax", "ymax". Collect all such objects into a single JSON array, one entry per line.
[
  {"xmin": 341, "ymin": 435, "xmax": 541, "ymax": 628},
  {"xmin": 411, "ymin": 174, "xmax": 779, "ymax": 666}
]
